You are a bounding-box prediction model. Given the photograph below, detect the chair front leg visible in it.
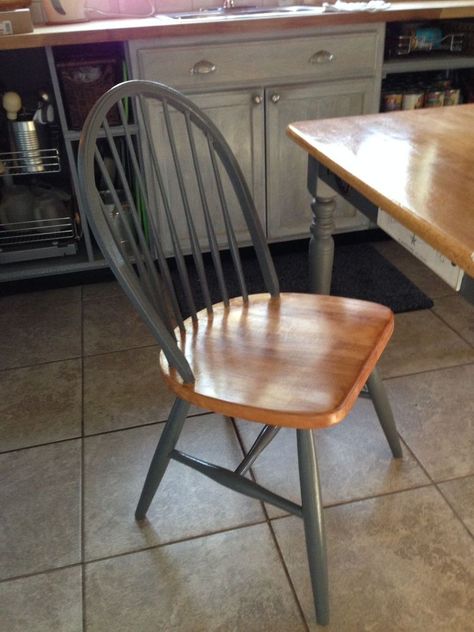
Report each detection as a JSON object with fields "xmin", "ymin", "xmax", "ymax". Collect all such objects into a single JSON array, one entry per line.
[
  {"xmin": 297, "ymin": 429, "xmax": 329, "ymax": 626},
  {"xmin": 366, "ymin": 368, "xmax": 403, "ymax": 458},
  {"xmin": 135, "ymin": 397, "xmax": 190, "ymax": 520}
]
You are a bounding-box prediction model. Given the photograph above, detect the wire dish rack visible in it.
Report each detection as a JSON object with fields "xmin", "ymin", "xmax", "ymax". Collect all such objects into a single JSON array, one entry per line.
[
  {"xmin": 0, "ymin": 148, "xmax": 61, "ymax": 176},
  {"xmin": 0, "ymin": 215, "xmax": 78, "ymax": 264},
  {"xmin": 0, "ymin": 145, "xmax": 74, "ymax": 262},
  {"xmin": 387, "ymin": 32, "xmax": 465, "ymax": 56}
]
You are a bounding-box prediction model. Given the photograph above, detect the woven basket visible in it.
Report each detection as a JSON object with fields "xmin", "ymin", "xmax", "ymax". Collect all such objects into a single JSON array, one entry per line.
[{"xmin": 56, "ymin": 57, "xmax": 121, "ymax": 130}]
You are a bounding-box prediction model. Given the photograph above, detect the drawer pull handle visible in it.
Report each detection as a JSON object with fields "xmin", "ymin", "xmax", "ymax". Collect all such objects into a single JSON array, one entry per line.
[
  {"xmin": 309, "ymin": 50, "xmax": 335, "ymax": 64},
  {"xmin": 271, "ymin": 93, "xmax": 280, "ymax": 104},
  {"xmin": 191, "ymin": 59, "xmax": 216, "ymax": 75},
  {"xmin": 252, "ymin": 94, "xmax": 263, "ymax": 105}
]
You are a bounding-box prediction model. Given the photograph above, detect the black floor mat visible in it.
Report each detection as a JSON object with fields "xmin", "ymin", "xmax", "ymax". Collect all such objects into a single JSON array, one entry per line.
[{"xmin": 172, "ymin": 242, "xmax": 433, "ymax": 316}]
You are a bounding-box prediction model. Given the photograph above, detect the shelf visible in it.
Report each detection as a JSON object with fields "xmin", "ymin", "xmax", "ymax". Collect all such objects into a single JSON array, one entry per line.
[
  {"xmin": 0, "ymin": 246, "xmax": 107, "ymax": 282},
  {"xmin": 0, "ymin": 215, "xmax": 76, "ymax": 249},
  {"xmin": 63, "ymin": 123, "xmax": 139, "ymax": 142},
  {"xmin": 383, "ymin": 54, "xmax": 474, "ymax": 75}
]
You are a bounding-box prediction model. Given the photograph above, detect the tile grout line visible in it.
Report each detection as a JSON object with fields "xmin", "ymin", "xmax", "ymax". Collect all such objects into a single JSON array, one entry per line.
[
  {"xmin": 0, "ymin": 411, "xmax": 212, "ymax": 457},
  {"xmin": 0, "ymin": 343, "xmax": 161, "ymax": 375},
  {"xmin": 383, "ymin": 357, "xmax": 474, "ymax": 382},
  {"xmin": 265, "ymin": 517, "xmax": 311, "ymax": 632},
  {"xmin": 0, "ymin": 354, "xmax": 82, "ymax": 375},
  {"xmin": 393, "ymin": 432, "xmax": 436, "ymax": 485},
  {"xmin": 430, "ymin": 304, "xmax": 474, "ymax": 349},
  {"xmin": 0, "ymin": 562, "xmax": 85, "ymax": 587},
  {"xmin": 80, "ymin": 285, "xmax": 87, "ymax": 632},
  {"xmin": 433, "ymin": 483, "xmax": 474, "ymax": 541},
  {"xmin": 321, "ymin": 481, "xmax": 434, "ymax": 511},
  {"xmin": 0, "ymin": 434, "xmax": 83, "ymax": 456},
  {"xmin": 81, "ymin": 342, "xmax": 160, "ymax": 361},
  {"xmin": 0, "ymin": 520, "xmax": 272, "ymax": 585},
  {"xmin": 230, "ymin": 418, "xmax": 310, "ymax": 632},
  {"xmin": 382, "ymin": 349, "xmax": 474, "ymax": 540}
]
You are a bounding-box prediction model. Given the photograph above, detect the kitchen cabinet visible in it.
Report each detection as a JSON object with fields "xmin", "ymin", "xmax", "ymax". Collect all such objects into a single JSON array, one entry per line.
[
  {"xmin": 145, "ymin": 88, "xmax": 265, "ymax": 252},
  {"xmin": 2, "ymin": 14, "xmax": 472, "ymax": 282},
  {"xmin": 129, "ymin": 24, "xmax": 385, "ymax": 249},
  {"xmin": 265, "ymin": 78, "xmax": 376, "ymax": 240}
]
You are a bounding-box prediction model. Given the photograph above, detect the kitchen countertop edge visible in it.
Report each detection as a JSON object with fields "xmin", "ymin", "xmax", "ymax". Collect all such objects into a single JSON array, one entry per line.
[{"xmin": 1, "ymin": 0, "xmax": 474, "ymax": 50}]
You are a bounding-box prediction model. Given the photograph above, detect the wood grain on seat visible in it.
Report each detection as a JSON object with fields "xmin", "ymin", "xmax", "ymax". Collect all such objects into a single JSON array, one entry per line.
[{"xmin": 160, "ymin": 292, "xmax": 394, "ymax": 429}]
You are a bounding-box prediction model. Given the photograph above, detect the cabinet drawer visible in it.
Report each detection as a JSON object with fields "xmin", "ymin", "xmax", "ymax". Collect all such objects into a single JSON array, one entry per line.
[{"xmin": 138, "ymin": 31, "xmax": 380, "ymax": 89}]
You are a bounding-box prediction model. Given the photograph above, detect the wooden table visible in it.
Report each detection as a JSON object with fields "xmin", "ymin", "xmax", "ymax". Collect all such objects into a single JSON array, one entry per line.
[{"xmin": 287, "ymin": 104, "xmax": 474, "ymax": 301}]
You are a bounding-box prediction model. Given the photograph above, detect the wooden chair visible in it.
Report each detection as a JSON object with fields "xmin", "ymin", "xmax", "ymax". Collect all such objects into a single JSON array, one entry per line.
[{"xmin": 78, "ymin": 80, "xmax": 402, "ymax": 626}]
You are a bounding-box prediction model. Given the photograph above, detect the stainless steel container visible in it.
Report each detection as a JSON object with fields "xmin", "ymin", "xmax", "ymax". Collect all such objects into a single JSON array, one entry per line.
[{"xmin": 9, "ymin": 120, "xmax": 46, "ymax": 173}]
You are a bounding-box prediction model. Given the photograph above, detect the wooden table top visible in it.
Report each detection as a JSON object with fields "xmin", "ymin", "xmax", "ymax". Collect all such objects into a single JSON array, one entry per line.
[{"xmin": 287, "ymin": 104, "xmax": 474, "ymax": 278}]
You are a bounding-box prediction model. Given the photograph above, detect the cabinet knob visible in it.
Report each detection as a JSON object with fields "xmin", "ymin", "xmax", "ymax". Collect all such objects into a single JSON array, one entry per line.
[
  {"xmin": 252, "ymin": 94, "xmax": 263, "ymax": 105},
  {"xmin": 271, "ymin": 93, "xmax": 280, "ymax": 104},
  {"xmin": 309, "ymin": 50, "xmax": 335, "ymax": 64},
  {"xmin": 190, "ymin": 60, "xmax": 216, "ymax": 75}
]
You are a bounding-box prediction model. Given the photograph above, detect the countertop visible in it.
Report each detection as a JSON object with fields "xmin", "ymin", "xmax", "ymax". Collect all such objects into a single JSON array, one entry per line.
[{"xmin": 1, "ymin": 0, "xmax": 474, "ymax": 50}]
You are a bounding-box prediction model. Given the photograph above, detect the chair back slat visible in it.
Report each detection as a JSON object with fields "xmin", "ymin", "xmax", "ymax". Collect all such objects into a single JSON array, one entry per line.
[
  {"xmin": 78, "ymin": 80, "xmax": 280, "ymax": 382},
  {"xmin": 117, "ymin": 99, "xmax": 185, "ymax": 331},
  {"xmin": 100, "ymin": 121, "xmax": 179, "ymax": 332},
  {"xmin": 185, "ymin": 113, "xmax": 229, "ymax": 306},
  {"xmin": 208, "ymin": 138, "xmax": 248, "ymax": 302},
  {"xmin": 137, "ymin": 94, "xmax": 198, "ymax": 321},
  {"xmin": 162, "ymin": 100, "xmax": 213, "ymax": 315}
]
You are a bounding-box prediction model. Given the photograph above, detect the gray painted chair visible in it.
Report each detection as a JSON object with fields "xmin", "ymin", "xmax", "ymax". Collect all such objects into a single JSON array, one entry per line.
[{"xmin": 78, "ymin": 80, "xmax": 402, "ymax": 626}]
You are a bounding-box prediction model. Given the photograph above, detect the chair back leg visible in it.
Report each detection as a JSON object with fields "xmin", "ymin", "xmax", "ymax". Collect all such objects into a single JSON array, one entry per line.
[
  {"xmin": 135, "ymin": 397, "xmax": 190, "ymax": 520},
  {"xmin": 297, "ymin": 428, "xmax": 329, "ymax": 626},
  {"xmin": 235, "ymin": 425, "xmax": 281, "ymax": 475},
  {"xmin": 366, "ymin": 368, "xmax": 403, "ymax": 458}
]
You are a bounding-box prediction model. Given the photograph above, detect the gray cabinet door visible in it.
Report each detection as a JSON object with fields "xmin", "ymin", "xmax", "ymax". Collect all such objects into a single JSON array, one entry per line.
[
  {"xmin": 265, "ymin": 78, "xmax": 375, "ymax": 240},
  {"xmin": 146, "ymin": 89, "xmax": 265, "ymax": 255}
]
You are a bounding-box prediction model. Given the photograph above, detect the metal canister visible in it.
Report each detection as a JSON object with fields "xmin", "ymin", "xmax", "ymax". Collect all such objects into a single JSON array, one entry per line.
[
  {"xmin": 9, "ymin": 120, "xmax": 45, "ymax": 174},
  {"xmin": 424, "ymin": 90, "xmax": 445, "ymax": 108}
]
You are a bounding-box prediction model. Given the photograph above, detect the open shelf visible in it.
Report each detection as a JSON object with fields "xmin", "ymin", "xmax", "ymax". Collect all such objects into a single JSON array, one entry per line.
[
  {"xmin": 383, "ymin": 54, "xmax": 474, "ymax": 76},
  {"xmin": 0, "ymin": 242, "xmax": 107, "ymax": 282}
]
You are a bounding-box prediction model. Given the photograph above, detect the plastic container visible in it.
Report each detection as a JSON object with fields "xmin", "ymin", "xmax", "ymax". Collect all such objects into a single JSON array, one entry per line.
[{"xmin": 41, "ymin": 0, "xmax": 88, "ymax": 24}]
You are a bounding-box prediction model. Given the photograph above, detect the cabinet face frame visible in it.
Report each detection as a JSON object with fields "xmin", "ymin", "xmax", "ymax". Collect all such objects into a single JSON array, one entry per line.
[
  {"xmin": 265, "ymin": 77, "xmax": 378, "ymax": 241},
  {"xmin": 134, "ymin": 28, "xmax": 382, "ymax": 91},
  {"xmin": 0, "ymin": 24, "xmax": 386, "ymax": 281},
  {"xmin": 128, "ymin": 24, "xmax": 385, "ymax": 246}
]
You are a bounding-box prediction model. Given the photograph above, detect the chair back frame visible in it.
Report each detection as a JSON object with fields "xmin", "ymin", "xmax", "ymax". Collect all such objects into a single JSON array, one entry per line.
[{"xmin": 78, "ymin": 80, "xmax": 280, "ymax": 383}]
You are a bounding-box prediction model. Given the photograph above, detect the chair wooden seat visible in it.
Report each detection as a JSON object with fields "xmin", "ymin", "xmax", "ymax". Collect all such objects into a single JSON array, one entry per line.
[{"xmin": 161, "ymin": 292, "xmax": 394, "ymax": 428}]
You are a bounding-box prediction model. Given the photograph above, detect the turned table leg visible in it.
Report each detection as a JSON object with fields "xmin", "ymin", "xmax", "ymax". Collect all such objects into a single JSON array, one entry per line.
[
  {"xmin": 307, "ymin": 156, "xmax": 337, "ymax": 295},
  {"xmin": 309, "ymin": 195, "xmax": 336, "ymax": 295}
]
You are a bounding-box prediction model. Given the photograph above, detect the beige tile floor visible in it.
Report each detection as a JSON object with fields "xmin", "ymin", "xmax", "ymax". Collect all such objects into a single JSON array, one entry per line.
[{"xmin": 1, "ymin": 240, "xmax": 474, "ymax": 631}]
